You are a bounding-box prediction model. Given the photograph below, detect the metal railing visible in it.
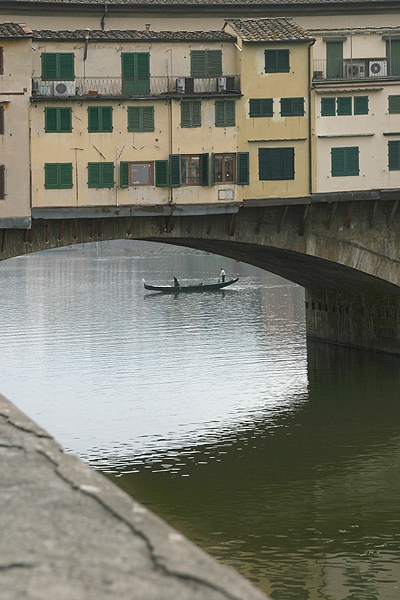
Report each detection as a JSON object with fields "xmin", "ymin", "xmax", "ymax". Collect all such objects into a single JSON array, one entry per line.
[
  {"xmin": 31, "ymin": 75, "xmax": 241, "ymax": 98},
  {"xmin": 313, "ymin": 58, "xmax": 400, "ymax": 80}
]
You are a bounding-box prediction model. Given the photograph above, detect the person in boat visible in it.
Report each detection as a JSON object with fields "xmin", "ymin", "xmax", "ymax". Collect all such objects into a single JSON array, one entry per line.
[
  {"xmin": 220, "ymin": 268, "xmax": 226, "ymax": 283},
  {"xmin": 173, "ymin": 276, "xmax": 180, "ymax": 287}
]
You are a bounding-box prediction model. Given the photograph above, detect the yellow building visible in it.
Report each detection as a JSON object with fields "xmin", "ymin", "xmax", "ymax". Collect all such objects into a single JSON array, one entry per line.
[{"xmin": 0, "ymin": 23, "xmax": 32, "ymax": 227}]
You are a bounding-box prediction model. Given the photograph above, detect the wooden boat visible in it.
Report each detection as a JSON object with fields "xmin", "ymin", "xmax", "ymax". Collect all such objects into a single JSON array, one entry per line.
[{"xmin": 143, "ymin": 277, "xmax": 239, "ymax": 294}]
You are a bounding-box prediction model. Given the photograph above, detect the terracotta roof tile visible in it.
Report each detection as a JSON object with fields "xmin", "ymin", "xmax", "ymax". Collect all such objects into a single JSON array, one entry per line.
[
  {"xmin": 0, "ymin": 23, "xmax": 32, "ymax": 37},
  {"xmin": 225, "ymin": 17, "xmax": 313, "ymax": 42},
  {"xmin": 32, "ymin": 29, "xmax": 235, "ymax": 41},
  {"xmin": 4, "ymin": 0, "xmax": 399, "ymax": 5}
]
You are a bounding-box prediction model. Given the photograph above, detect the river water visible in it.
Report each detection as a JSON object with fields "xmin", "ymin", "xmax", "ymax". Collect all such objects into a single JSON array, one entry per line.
[{"xmin": 0, "ymin": 241, "xmax": 399, "ymax": 599}]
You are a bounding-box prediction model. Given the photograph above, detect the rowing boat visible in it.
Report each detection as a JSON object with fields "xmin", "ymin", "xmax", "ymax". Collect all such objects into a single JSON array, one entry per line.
[{"xmin": 143, "ymin": 278, "xmax": 239, "ymax": 293}]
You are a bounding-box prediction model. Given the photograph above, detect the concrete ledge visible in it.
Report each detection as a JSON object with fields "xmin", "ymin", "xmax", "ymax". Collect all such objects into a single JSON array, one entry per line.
[{"xmin": 0, "ymin": 394, "xmax": 269, "ymax": 600}]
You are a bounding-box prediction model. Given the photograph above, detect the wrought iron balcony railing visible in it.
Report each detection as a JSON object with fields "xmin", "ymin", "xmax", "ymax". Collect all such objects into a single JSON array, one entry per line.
[
  {"xmin": 313, "ymin": 58, "xmax": 400, "ymax": 81},
  {"xmin": 31, "ymin": 75, "xmax": 241, "ymax": 98}
]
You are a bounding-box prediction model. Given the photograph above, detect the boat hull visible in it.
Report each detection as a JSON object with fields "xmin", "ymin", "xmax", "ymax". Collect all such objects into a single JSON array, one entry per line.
[{"xmin": 144, "ymin": 278, "xmax": 238, "ymax": 293}]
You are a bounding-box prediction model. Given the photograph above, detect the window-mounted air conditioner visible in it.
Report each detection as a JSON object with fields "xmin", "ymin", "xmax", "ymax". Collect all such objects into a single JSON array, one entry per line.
[
  {"xmin": 345, "ymin": 61, "xmax": 366, "ymax": 78},
  {"xmin": 54, "ymin": 81, "xmax": 76, "ymax": 96},
  {"xmin": 369, "ymin": 59, "xmax": 387, "ymax": 77},
  {"xmin": 217, "ymin": 76, "xmax": 236, "ymax": 92}
]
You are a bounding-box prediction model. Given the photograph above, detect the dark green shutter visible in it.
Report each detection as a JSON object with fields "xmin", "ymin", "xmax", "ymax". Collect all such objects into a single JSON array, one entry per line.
[
  {"xmin": 354, "ymin": 96, "xmax": 368, "ymax": 115},
  {"xmin": 277, "ymin": 50, "xmax": 290, "ymax": 72},
  {"xmin": 88, "ymin": 107, "xmax": 99, "ymax": 132},
  {"xmin": 120, "ymin": 162, "xmax": 129, "ymax": 187},
  {"xmin": 102, "ymin": 163, "xmax": 114, "ymax": 188},
  {"xmin": 282, "ymin": 148, "xmax": 295, "ymax": 179},
  {"xmin": 321, "ymin": 97, "xmax": 336, "ymax": 116},
  {"xmin": 386, "ymin": 39, "xmax": 400, "ymax": 76},
  {"xmin": 265, "ymin": 49, "xmax": 289, "ymax": 73},
  {"xmin": 388, "ymin": 141, "xmax": 400, "ymax": 170},
  {"xmin": 191, "ymin": 51, "xmax": 206, "ymax": 77},
  {"xmin": 41, "ymin": 53, "xmax": 57, "ymax": 80},
  {"xmin": 265, "ymin": 50, "xmax": 277, "ymax": 73},
  {"xmin": 59, "ymin": 108, "xmax": 72, "ymax": 132},
  {"xmin": 128, "ymin": 107, "xmax": 140, "ymax": 131},
  {"xmin": 331, "ymin": 147, "xmax": 359, "ymax": 176},
  {"xmin": 337, "ymin": 97, "xmax": 352, "ymax": 116},
  {"xmin": 59, "ymin": 163, "xmax": 73, "ymax": 188},
  {"xmin": 292, "ymin": 98, "xmax": 304, "ymax": 116},
  {"xmin": 225, "ymin": 101, "xmax": 235, "ymax": 126},
  {"xmin": 181, "ymin": 102, "xmax": 191, "ymax": 128},
  {"xmin": 259, "ymin": 148, "xmax": 270, "ymax": 180},
  {"xmin": 346, "ymin": 147, "xmax": 359, "ymax": 176},
  {"xmin": 331, "ymin": 148, "xmax": 345, "ymax": 176},
  {"xmin": 389, "ymin": 95, "xmax": 400, "ymax": 114},
  {"xmin": 45, "ymin": 108, "xmax": 57, "ymax": 132},
  {"xmin": 155, "ymin": 160, "xmax": 169, "ymax": 186},
  {"xmin": 249, "ymin": 99, "xmax": 261, "ymax": 117},
  {"xmin": 237, "ymin": 152, "xmax": 249, "ymax": 185},
  {"xmin": 88, "ymin": 163, "xmax": 101, "ymax": 188},
  {"xmin": 45, "ymin": 163, "xmax": 58, "ymax": 188},
  {"xmin": 41, "ymin": 53, "xmax": 74, "ymax": 80},
  {"xmin": 201, "ymin": 153, "xmax": 209, "ymax": 186},
  {"xmin": 192, "ymin": 101, "xmax": 201, "ymax": 127},
  {"xmin": 250, "ymin": 99, "xmax": 273, "ymax": 117},
  {"xmin": 326, "ymin": 42, "xmax": 343, "ymax": 78},
  {"xmin": 101, "ymin": 107, "xmax": 112, "ymax": 132},
  {"xmin": 141, "ymin": 107, "xmax": 154, "ymax": 131},
  {"xmin": 169, "ymin": 154, "xmax": 181, "ymax": 187},
  {"xmin": 215, "ymin": 101, "xmax": 225, "ymax": 126},
  {"xmin": 122, "ymin": 53, "xmax": 150, "ymax": 95},
  {"xmin": 280, "ymin": 98, "xmax": 292, "ymax": 116},
  {"xmin": 59, "ymin": 53, "xmax": 74, "ymax": 80},
  {"xmin": 207, "ymin": 50, "xmax": 222, "ymax": 77}
]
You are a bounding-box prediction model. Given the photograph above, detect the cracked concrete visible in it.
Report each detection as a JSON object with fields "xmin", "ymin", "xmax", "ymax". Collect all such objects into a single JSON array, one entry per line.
[{"xmin": 0, "ymin": 395, "xmax": 269, "ymax": 600}]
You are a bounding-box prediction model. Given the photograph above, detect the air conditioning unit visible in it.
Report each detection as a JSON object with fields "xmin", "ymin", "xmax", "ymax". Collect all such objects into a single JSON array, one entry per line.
[
  {"xmin": 345, "ymin": 61, "xmax": 366, "ymax": 78},
  {"xmin": 217, "ymin": 76, "xmax": 236, "ymax": 92},
  {"xmin": 369, "ymin": 59, "xmax": 387, "ymax": 77},
  {"xmin": 54, "ymin": 81, "xmax": 76, "ymax": 96}
]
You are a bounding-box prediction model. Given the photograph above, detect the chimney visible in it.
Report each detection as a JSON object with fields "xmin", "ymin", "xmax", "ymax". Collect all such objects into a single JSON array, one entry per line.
[{"xmin": 145, "ymin": 24, "xmax": 151, "ymax": 32}]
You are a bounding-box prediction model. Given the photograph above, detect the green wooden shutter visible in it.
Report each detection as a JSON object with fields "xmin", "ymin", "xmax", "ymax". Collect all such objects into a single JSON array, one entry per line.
[
  {"xmin": 215, "ymin": 101, "xmax": 225, "ymax": 126},
  {"xmin": 354, "ymin": 96, "xmax": 368, "ymax": 115},
  {"xmin": 386, "ymin": 39, "xmax": 400, "ymax": 76},
  {"xmin": 259, "ymin": 148, "xmax": 271, "ymax": 180},
  {"xmin": 265, "ymin": 50, "xmax": 277, "ymax": 73},
  {"xmin": 207, "ymin": 50, "xmax": 222, "ymax": 77},
  {"xmin": 45, "ymin": 163, "xmax": 59, "ymax": 188},
  {"xmin": 141, "ymin": 107, "xmax": 154, "ymax": 131},
  {"xmin": 211, "ymin": 153, "xmax": 215, "ymax": 185},
  {"xmin": 0, "ymin": 165, "xmax": 4, "ymax": 199},
  {"xmin": 102, "ymin": 163, "xmax": 114, "ymax": 188},
  {"xmin": 388, "ymin": 141, "xmax": 400, "ymax": 170},
  {"xmin": 191, "ymin": 51, "xmax": 206, "ymax": 77},
  {"xmin": 389, "ymin": 95, "xmax": 400, "ymax": 114},
  {"xmin": 237, "ymin": 152, "xmax": 249, "ymax": 185},
  {"xmin": 41, "ymin": 53, "xmax": 57, "ymax": 80},
  {"xmin": 337, "ymin": 97, "xmax": 352, "ymax": 116},
  {"xmin": 218, "ymin": 100, "xmax": 236, "ymax": 127},
  {"xmin": 136, "ymin": 53, "xmax": 150, "ymax": 94},
  {"xmin": 292, "ymin": 98, "xmax": 304, "ymax": 116},
  {"xmin": 155, "ymin": 160, "xmax": 169, "ymax": 186},
  {"xmin": 101, "ymin": 107, "xmax": 112, "ymax": 132},
  {"xmin": 59, "ymin": 108, "xmax": 72, "ymax": 132},
  {"xmin": 128, "ymin": 107, "xmax": 140, "ymax": 131},
  {"xmin": 277, "ymin": 50, "xmax": 290, "ymax": 72},
  {"xmin": 181, "ymin": 102, "xmax": 191, "ymax": 128},
  {"xmin": 192, "ymin": 101, "xmax": 201, "ymax": 127},
  {"xmin": 249, "ymin": 99, "xmax": 261, "ymax": 117},
  {"xmin": 321, "ymin": 97, "xmax": 336, "ymax": 116},
  {"xmin": 169, "ymin": 154, "xmax": 181, "ymax": 187},
  {"xmin": 326, "ymin": 42, "xmax": 343, "ymax": 78},
  {"xmin": 331, "ymin": 148, "xmax": 345, "ymax": 176},
  {"xmin": 120, "ymin": 162, "xmax": 129, "ymax": 187},
  {"xmin": 88, "ymin": 107, "xmax": 99, "ymax": 132},
  {"xmin": 282, "ymin": 148, "xmax": 295, "ymax": 179},
  {"xmin": 88, "ymin": 163, "xmax": 101, "ymax": 188},
  {"xmin": 346, "ymin": 147, "xmax": 359, "ymax": 175},
  {"xmin": 280, "ymin": 98, "xmax": 292, "ymax": 116},
  {"xmin": 261, "ymin": 98, "xmax": 273, "ymax": 116},
  {"xmin": 122, "ymin": 53, "xmax": 150, "ymax": 95},
  {"xmin": 59, "ymin": 53, "xmax": 74, "ymax": 80},
  {"xmin": 45, "ymin": 108, "xmax": 57, "ymax": 132},
  {"xmin": 201, "ymin": 153, "xmax": 209, "ymax": 186},
  {"xmin": 59, "ymin": 163, "xmax": 73, "ymax": 188}
]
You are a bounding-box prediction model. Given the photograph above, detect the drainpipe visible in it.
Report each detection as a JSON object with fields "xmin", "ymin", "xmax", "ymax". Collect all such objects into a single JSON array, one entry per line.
[{"xmin": 308, "ymin": 39, "xmax": 316, "ymax": 197}]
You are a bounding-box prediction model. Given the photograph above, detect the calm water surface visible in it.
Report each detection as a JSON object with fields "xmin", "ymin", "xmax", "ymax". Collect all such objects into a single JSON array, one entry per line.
[{"xmin": 0, "ymin": 241, "xmax": 399, "ymax": 599}]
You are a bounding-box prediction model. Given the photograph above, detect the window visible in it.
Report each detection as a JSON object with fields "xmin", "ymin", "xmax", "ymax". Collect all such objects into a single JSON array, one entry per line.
[
  {"xmin": 88, "ymin": 162, "xmax": 114, "ymax": 188},
  {"xmin": 259, "ymin": 148, "xmax": 294, "ymax": 180},
  {"xmin": 265, "ymin": 49, "xmax": 290, "ymax": 73},
  {"xmin": 45, "ymin": 163, "xmax": 73, "ymax": 189},
  {"xmin": 389, "ymin": 95, "xmax": 400, "ymax": 114},
  {"xmin": 331, "ymin": 147, "xmax": 359, "ymax": 177},
  {"xmin": 121, "ymin": 53, "xmax": 150, "ymax": 95},
  {"xmin": 337, "ymin": 97, "xmax": 352, "ymax": 116},
  {"xmin": 88, "ymin": 107, "xmax": 112, "ymax": 132},
  {"xmin": 237, "ymin": 153, "xmax": 250, "ymax": 185},
  {"xmin": 213, "ymin": 154, "xmax": 235, "ymax": 184},
  {"xmin": 120, "ymin": 161, "xmax": 168, "ymax": 187},
  {"xmin": 41, "ymin": 53, "xmax": 74, "ymax": 80},
  {"xmin": 0, "ymin": 106, "xmax": 4, "ymax": 134},
  {"xmin": 45, "ymin": 107, "xmax": 72, "ymax": 133},
  {"xmin": 280, "ymin": 98, "xmax": 304, "ymax": 117},
  {"xmin": 190, "ymin": 50, "xmax": 222, "ymax": 77},
  {"xmin": 321, "ymin": 97, "xmax": 336, "ymax": 116},
  {"xmin": 0, "ymin": 165, "xmax": 4, "ymax": 199},
  {"xmin": 129, "ymin": 162, "xmax": 154, "ymax": 186},
  {"xmin": 181, "ymin": 155, "xmax": 201, "ymax": 185},
  {"xmin": 354, "ymin": 96, "xmax": 369, "ymax": 115},
  {"xmin": 249, "ymin": 98, "xmax": 273, "ymax": 117},
  {"xmin": 128, "ymin": 106, "xmax": 154, "ymax": 132},
  {"xmin": 181, "ymin": 101, "xmax": 201, "ymax": 128},
  {"xmin": 326, "ymin": 41, "xmax": 343, "ymax": 78},
  {"xmin": 215, "ymin": 100, "xmax": 235, "ymax": 127},
  {"xmin": 388, "ymin": 141, "xmax": 400, "ymax": 170}
]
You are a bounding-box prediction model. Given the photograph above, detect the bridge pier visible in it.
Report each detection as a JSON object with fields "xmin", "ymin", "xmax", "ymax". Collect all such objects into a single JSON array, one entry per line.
[{"xmin": 305, "ymin": 288, "xmax": 400, "ymax": 356}]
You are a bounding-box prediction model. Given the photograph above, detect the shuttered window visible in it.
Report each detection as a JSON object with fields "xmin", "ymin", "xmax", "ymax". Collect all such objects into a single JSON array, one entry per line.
[
  {"xmin": 354, "ymin": 96, "xmax": 369, "ymax": 115},
  {"xmin": 280, "ymin": 98, "xmax": 304, "ymax": 117},
  {"xmin": 169, "ymin": 154, "xmax": 181, "ymax": 188},
  {"xmin": 181, "ymin": 101, "xmax": 201, "ymax": 128},
  {"xmin": 155, "ymin": 160, "xmax": 169, "ymax": 187},
  {"xmin": 190, "ymin": 50, "xmax": 222, "ymax": 77},
  {"xmin": 259, "ymin": 148, "xmax": 294, "ymax": 180},
  {"xmin": 389, "ymin": 95, "xmax": 400, "ymax": 114},
  {"xmin": 237, "ymin": 152, "xmax": 249, "ymax": 185},
  {"xmin": 0, "ymin": 106, "xmax": 4, "ymax": 134},
  {"xmin": 121, "ymin": 53, "xmax": 150, "ymax": 95},
  {"xmin": 215, "ymin": 100, "xmax": 235, "ymax": 127},
  {"xmin": 44, "ymin": 163, "xmax": 73, "ymax": 189},
  {"xmin": 265, "ymin": 49, "xmax": 290, "ymax": 73},
  {"xmin": 0, "ymin": 165, "xmax": 5, "ymax": 199},
  {"xmin": 249, "ymin": 99, "xmax": 273, "ymax": 117},
  {"xmin": 331, "ymin": 147, "xmax": 359, "ymax": 177},
  {"xmin": 41, "ymin": 53, "xmax": 75, "ymax": 80},
  {"xmin": 337, "ymin": 97, "xmax": 352, "ymax": 116},
  {"xmin": 388, "ymin": 141, "xmax": 400, "ymax": 170},
  {"xmin": 88, "ymin": 162, "xmax": 114, "ymax": 188},
  {"xmin": 321, "ymin": 97, "xmax": 336, "ymax": 116},
  {"xmin": 88, "ymin": 107, "xmax": 112, "ymax": 132},
  {"xmin": 127, "ymin": 106, "xmax": 154, "ymax": 132},
  {"xmin": 45, "ymin": 107, "xmax": 72, "ymax": 133}
]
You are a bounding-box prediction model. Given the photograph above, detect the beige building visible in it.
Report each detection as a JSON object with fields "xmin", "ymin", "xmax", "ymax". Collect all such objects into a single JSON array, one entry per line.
[{"xmin": 0, "ymin": 23, "xmax": 32, "ymax": 227}]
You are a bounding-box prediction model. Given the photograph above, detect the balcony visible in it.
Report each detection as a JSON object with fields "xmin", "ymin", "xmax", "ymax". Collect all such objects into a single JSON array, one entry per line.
[
  {"xmin": 313, "ymin": 58, "xmax": 400, "ymax": 81},
  {"xmin": 31, "ymin": 75, "xmax": 241, "ymax": 99}
]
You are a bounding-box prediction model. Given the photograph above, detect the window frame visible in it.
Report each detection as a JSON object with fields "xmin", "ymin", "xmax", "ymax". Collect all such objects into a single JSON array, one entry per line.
[
  {"xmin": 129, "ymin": 161, "xmax": 154, "ymax": 186},
  {"xmin": 181, "ymin": 155, "xmax": 202, "ymax": 186},
  {"xmin": 213, "ymin": 153, "xmax": 236, "ymax": 184},
  {"xmin": 264, "ymin": 49, "xmax": 290, "ymax": 73},
  {"xmin": 249, "ymin": 98, "xmax": 273, "ymax": 118},
  {"xmin": 87, "ymin": 106, "xmax": 113, "ymax": 133}
]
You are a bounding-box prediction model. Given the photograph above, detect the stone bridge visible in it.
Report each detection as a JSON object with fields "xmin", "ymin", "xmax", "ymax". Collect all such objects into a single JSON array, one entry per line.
[{"xmin": 1, "ymin": 197, "xmax": 399, "ymax": 355}]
